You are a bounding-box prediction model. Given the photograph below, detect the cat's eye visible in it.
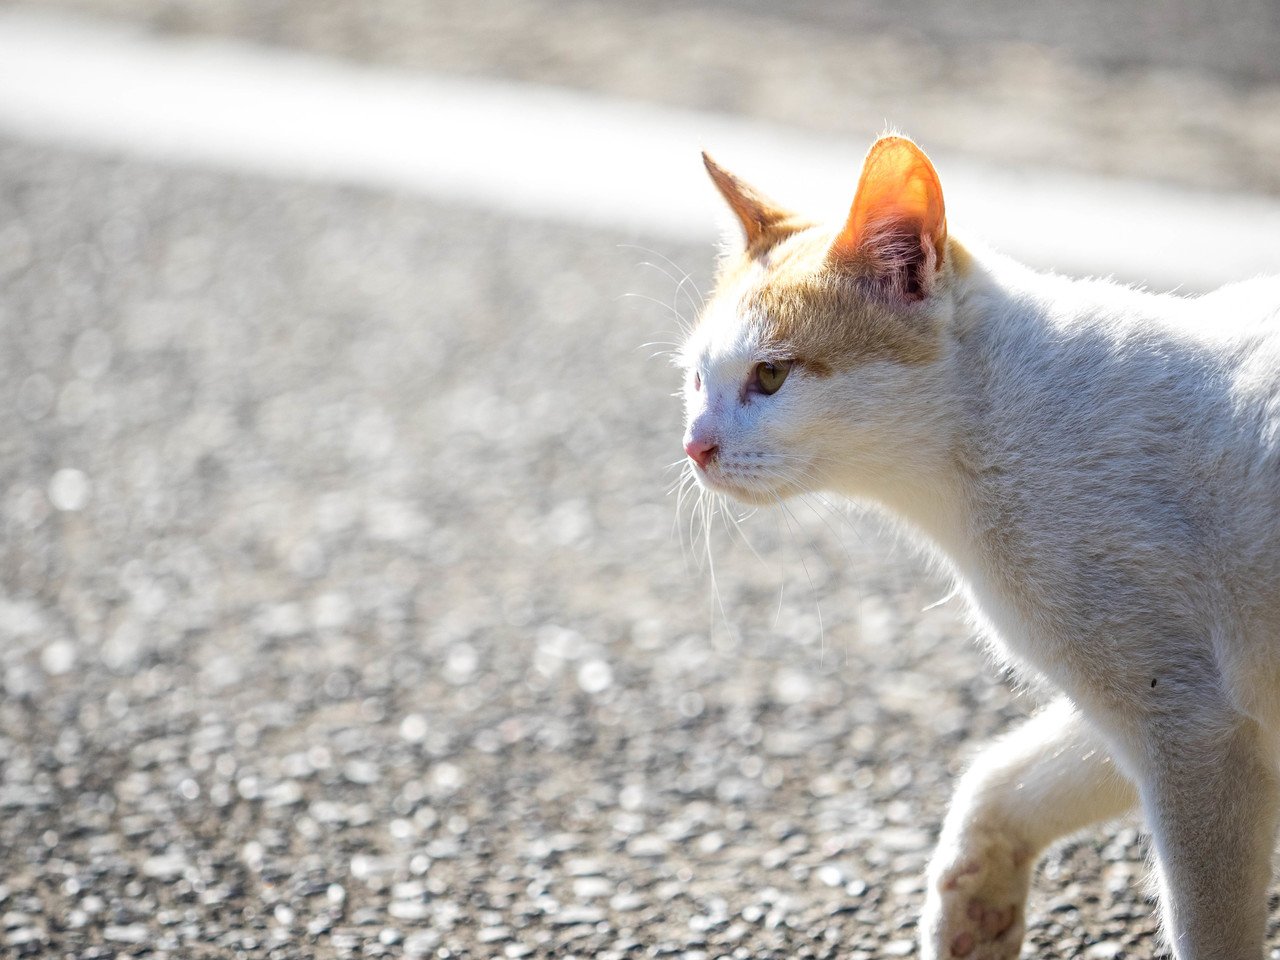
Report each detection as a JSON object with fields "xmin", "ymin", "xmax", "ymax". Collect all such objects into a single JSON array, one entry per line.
[
  {"xmin": 693, "ymin": 371, "xmax": 701, "ymax": 391},
  {"xmin": 753, "ymin": 360, "xmax": 792, "ymax": 396}
]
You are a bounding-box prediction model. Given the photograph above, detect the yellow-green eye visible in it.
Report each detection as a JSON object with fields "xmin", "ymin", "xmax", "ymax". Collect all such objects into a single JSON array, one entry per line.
[{"xmin": 754, "ymin": 360, "xmax": 792, "ymax": 396}]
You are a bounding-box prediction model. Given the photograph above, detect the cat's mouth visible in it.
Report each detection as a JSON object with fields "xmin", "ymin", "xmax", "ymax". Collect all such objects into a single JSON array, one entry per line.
[{"xmin": 694, "ymin": 457, "xmax": 804, "ymax": 506}]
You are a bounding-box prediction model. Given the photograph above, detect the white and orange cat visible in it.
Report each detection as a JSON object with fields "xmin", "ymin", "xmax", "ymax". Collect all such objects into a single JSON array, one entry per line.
[{"xmin": 680, "ymin": 136, "xmax": 1280, "ymax": 959}]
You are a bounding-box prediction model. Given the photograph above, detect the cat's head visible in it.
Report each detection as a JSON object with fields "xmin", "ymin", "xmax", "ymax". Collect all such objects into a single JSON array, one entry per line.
[{"xmin": 680, "ymin": 136, "xmax": 957, "ymax": 507}]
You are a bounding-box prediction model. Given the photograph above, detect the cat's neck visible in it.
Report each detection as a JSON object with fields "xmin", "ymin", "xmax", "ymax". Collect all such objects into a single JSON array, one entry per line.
[{"xmin": 829, "ymin": 240, "xmax": 1178, "ymax": 557}]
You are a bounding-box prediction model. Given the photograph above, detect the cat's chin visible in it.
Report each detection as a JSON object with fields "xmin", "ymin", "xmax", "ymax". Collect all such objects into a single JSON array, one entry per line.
[{"xmin": 695, "ymin": 470, "xmax": 804, "ymax": 507}]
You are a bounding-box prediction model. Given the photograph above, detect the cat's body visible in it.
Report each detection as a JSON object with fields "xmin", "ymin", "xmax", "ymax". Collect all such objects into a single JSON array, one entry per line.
[
  {"xmin": 681, "ymin": 138, "xmax": 1280, "ymax": 958},
  {"xmin": 926, "ymin": 261, "xmax": 1280, "ymax": 723}
]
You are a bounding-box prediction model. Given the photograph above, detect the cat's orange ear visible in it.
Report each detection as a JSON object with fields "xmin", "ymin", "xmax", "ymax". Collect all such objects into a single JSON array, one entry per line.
[
  {"xmin": 829, "ymin": 137, "xmax": 947, "ymax": 300},
  {"xmin": 702, "ymin": 152, "xmax": 797, "ymax": 252}
]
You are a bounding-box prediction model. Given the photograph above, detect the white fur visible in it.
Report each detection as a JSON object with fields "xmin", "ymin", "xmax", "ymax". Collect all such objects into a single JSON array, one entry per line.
[{"xmin": 681, "ymin": 244, "xmax": 1280, "ymax": 959}]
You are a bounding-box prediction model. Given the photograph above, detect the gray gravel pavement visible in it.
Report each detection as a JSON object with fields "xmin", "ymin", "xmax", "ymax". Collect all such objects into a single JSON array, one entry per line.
[{"xmin": 0, "ymin": 136, "xmax": 1220, "ymax": 958}]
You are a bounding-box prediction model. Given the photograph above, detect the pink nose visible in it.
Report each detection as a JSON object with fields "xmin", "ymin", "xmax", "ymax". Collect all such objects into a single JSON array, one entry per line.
[{"xmin": 684, "ymin": 437, "xmax": 719, "ymax": 470}]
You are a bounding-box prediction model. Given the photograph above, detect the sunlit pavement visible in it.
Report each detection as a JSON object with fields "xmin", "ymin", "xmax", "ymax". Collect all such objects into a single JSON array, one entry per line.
[{"xmin": 0, "ymin": 10, "xmax": 1275, "ymax": 959}]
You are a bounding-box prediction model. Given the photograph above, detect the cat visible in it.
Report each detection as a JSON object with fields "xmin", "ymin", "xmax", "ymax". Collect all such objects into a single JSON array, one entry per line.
[{"xmin": 679, "ymin": 134, "xmax": 1280, "ymax": 959}]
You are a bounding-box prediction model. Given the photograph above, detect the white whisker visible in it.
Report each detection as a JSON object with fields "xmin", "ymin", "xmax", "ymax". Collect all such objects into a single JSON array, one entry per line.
[{"xmin": 922, "ymin": 583, "xmax": 961, "ymax": 612}]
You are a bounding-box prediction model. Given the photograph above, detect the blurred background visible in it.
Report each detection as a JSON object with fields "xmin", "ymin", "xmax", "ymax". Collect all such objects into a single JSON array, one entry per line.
[{"xmin": 1, "ymin": 2, "xmax": 1279, "ymax": 958}]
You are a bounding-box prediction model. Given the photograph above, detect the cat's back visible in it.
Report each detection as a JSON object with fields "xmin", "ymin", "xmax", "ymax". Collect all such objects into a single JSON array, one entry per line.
[
  {"xmin": 1191, "ymin": 274, "xmax": 1280, "ymax": 327},
  {"xmin": 969, "ymin": 268, "xmax": 1280, "ymax": 473},
  {"xmin": 1189, "ymin": 276, "xmax": 1280, "ymax": 409},
  {"xmin": 1151, "ymin": 276, "xmax": 1280, "ymax": 473}
]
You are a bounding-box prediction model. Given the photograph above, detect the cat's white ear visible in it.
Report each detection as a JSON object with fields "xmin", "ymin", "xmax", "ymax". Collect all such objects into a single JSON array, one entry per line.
[
  {"xmin": 702, "ymin": 152, "xmax": 797, "ymax": 253},
  {"xmin": 830, "ymin": 137, "xmax": 947, "ymax": 300}
]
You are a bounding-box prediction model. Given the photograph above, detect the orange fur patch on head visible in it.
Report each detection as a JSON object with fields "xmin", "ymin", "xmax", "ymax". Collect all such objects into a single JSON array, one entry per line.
[
  {"xmin": 696, "ymin": 140, "xmax": 948, "ymax": 375},
  {"xmin": 746, "ymin": 228, "xmax": 941, "ymax": 373},
  {"xmin": 945, "ymin": 236, "xmax": 974, "ymax": 278}
]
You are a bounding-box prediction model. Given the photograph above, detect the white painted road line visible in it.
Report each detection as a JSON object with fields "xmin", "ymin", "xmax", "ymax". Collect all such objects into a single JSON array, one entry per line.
[{"xmin": 0, "ymin": 10, "xmax": 1278, "ymax": 291}]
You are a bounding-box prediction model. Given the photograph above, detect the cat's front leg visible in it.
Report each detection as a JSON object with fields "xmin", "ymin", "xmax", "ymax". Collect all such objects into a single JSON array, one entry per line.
[
  {"xmin": 1137, "ymin": 711, "xmax": 1279, "ymax": 960},
  {"xmin": 920, "ymin": 699, "xmax": 1135, "ymax": 959}
]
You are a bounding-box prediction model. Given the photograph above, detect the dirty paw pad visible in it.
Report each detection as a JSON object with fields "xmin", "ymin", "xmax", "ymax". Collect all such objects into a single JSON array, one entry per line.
[{"xmin": 946, "ymin": 899, "xmax": 1019, "ymax": 957}]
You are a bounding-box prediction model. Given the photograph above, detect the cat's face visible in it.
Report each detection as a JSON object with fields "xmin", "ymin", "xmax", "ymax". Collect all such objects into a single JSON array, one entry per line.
[{"xmin": 680, "ymin": 138, "xmax": 951, "ymax": 506}]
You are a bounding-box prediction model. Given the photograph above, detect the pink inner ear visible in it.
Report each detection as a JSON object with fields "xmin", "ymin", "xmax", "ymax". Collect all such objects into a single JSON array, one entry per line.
[{"xmin": 857, "ymin": 218, "xmax": 938, "ymax": 301}]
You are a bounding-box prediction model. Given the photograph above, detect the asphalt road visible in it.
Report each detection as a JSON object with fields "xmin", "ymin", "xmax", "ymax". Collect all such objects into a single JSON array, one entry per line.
[{"xmin": 3, "ymin": 5, "xmax": 1280, "ymax": 959}]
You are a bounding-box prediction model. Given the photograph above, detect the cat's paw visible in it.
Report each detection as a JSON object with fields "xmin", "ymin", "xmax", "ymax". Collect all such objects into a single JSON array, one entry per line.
[{"xmin": 920, "ymin": 830, "xmax": 1031, "ymax": 960}]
